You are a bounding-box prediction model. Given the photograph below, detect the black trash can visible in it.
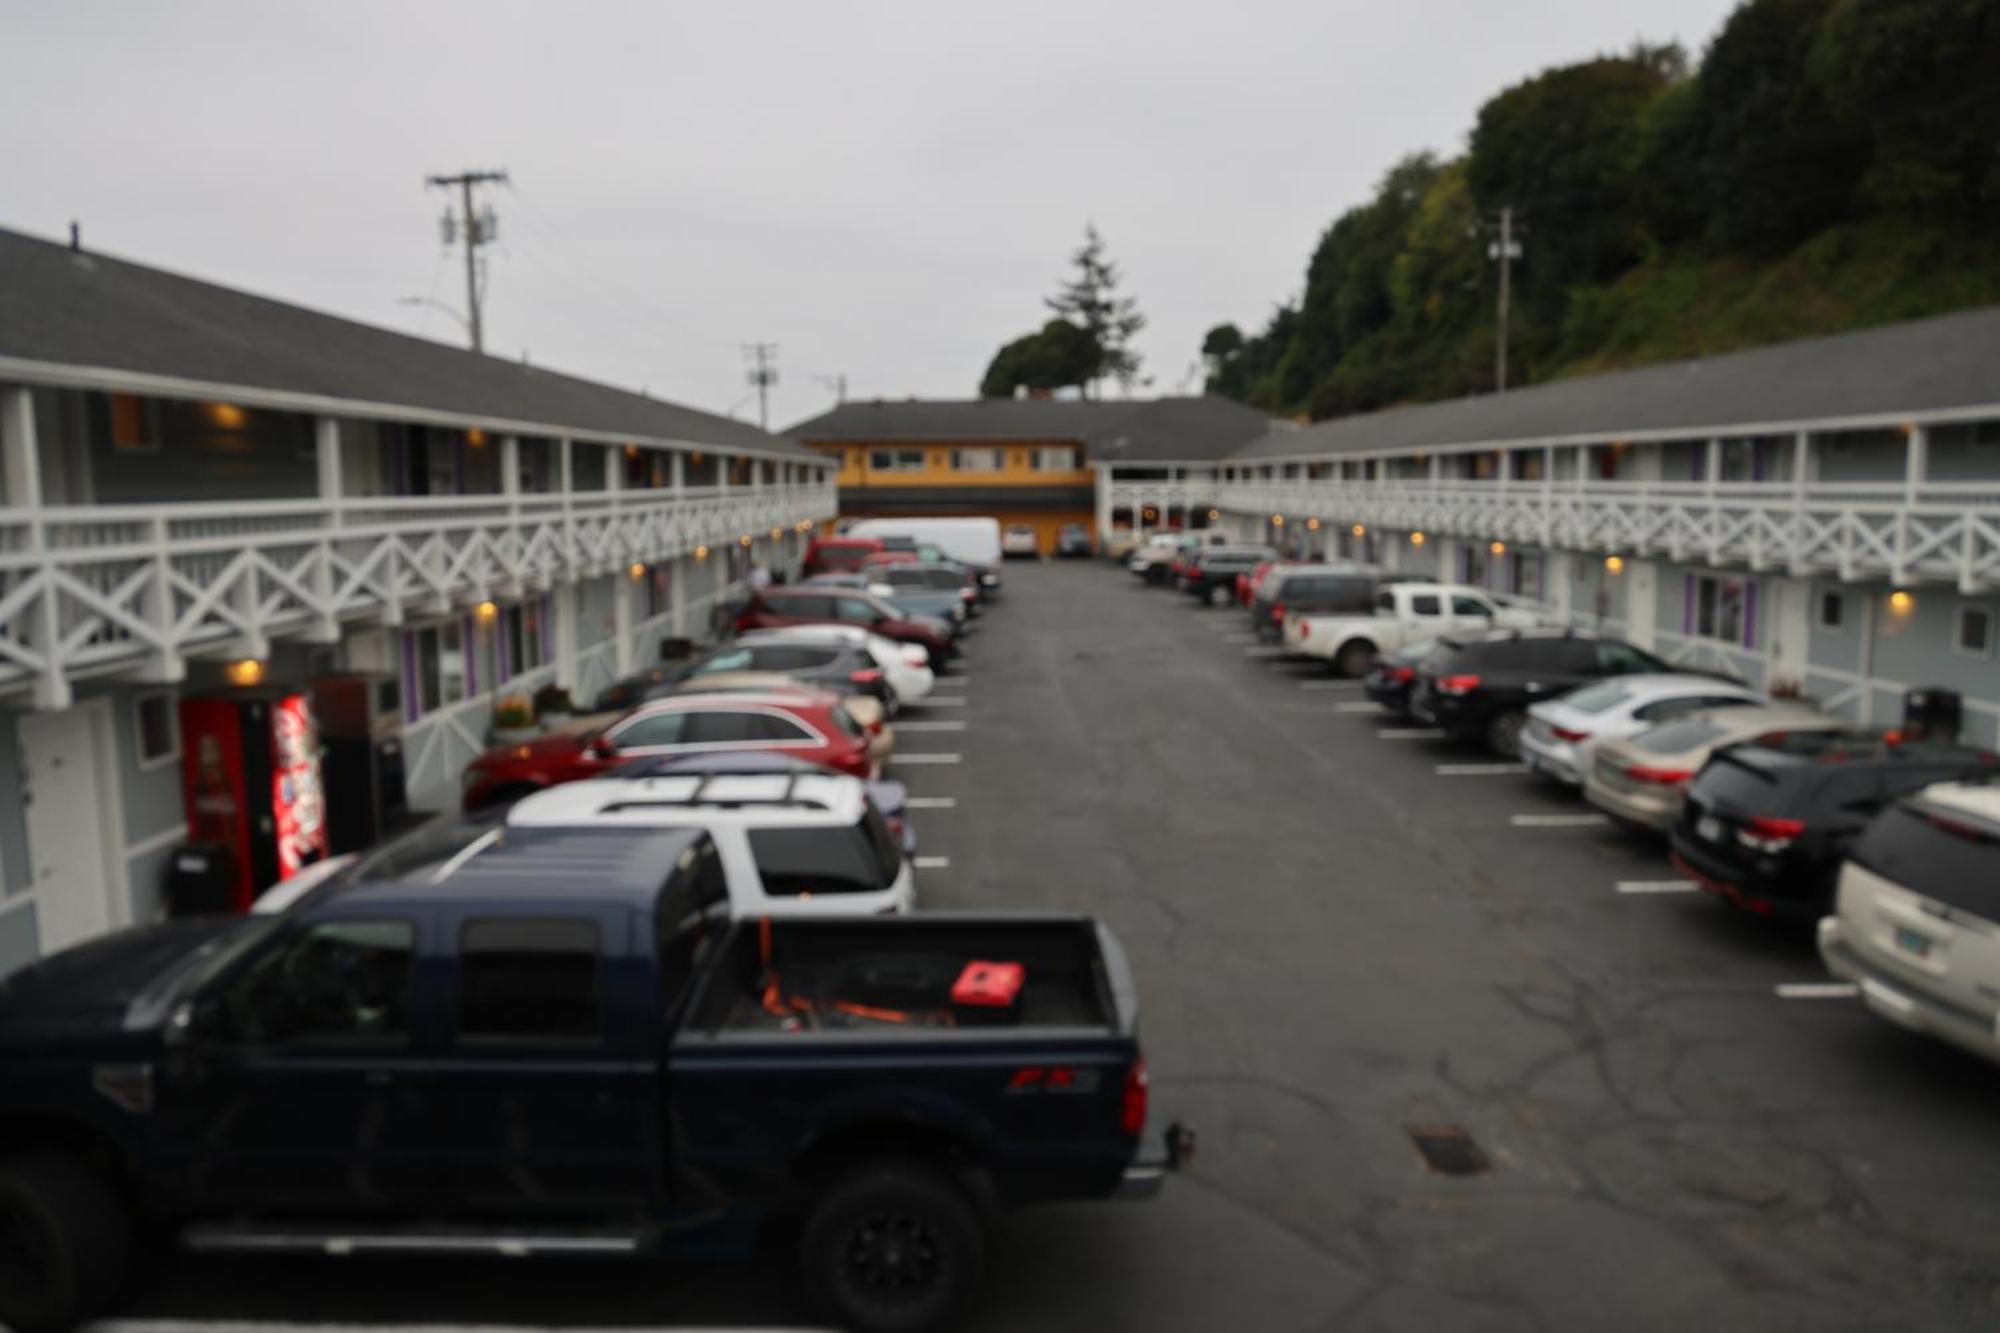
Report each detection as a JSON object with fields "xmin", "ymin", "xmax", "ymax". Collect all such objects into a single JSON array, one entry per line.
[
  {"xmin": 166, "ymin": 843, "xmax": 238, "ymax": 917},
  {"xmin": 1903, "ymin": 687, "xmax": 1963, "ymax": 741}
]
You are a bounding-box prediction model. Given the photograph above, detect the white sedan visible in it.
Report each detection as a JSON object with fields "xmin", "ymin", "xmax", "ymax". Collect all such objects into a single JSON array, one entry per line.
[
  {"xmin": 1520, "ymin": 673, "xmax": 1765, "ymax": 786},
  {"xmin": 734, "ymin": 624, "xmax": 935, "ymax": 706}
]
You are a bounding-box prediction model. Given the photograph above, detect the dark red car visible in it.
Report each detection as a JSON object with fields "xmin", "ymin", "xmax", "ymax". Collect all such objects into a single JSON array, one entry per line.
[
  {"xmin": 733, "ymin": 586, "xmax": 953, "ymax": 670},
  {"xmin": 801, "ymin": 535, "xmax": 885, "ymax": 578},
  {"xmin": 460, "ymin": 690, "xmax": 872, "ymax": 810}
]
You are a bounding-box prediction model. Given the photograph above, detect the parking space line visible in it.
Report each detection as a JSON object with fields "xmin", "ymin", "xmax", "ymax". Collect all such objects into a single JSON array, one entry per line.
[
  {"xmin": 1297, "ymin": 679, "xmax": 1360, "ymax": 691},
  {"xmin": 1333, "ymin": 701, "xmax": 1382, "ymax": 713},
  {"xmin": 905, "ymin": 796, "xmax": 957, "ymax": 809},
  {"xmin": 913, "ymin": 697, "xmax": 966, "ymax": 707},
  {"xmin": 935, "ymin": 676, "xmax": 970, "ymax": 686},
  {"xmin": 1776, "ymin": 983, "xmax": 1858, "ymax": 1000},
  {"xmin": 1436, "ymin": 763, "xmax": 1528, "ymax": 775},
  {"xmin": 893, "ymin": 753, "xmax": 962, "ymax": 765},
  {"xmin": 1508, "ymin": 813, "xmax": 1609, "ymax": 827},
  {"xmin": 895, "ymin": 720, "xmax": 968, "ymax": 732},
  {"xmin": 1378, "ymin": 728, "xmax": 1446, "ymax": 739},
  {"xmin": 914, "ymin": 856, "xmax": 951, "ymax": 869},
  {"xmin": 1616, "ymin": 879, "xmax": 1698, "ymax": 894}
]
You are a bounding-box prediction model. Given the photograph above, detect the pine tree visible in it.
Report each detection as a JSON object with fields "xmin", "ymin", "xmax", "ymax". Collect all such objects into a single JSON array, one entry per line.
[{"xmin": 1046, "ymin": 224, "xmax": 1146, "ymax": 395}]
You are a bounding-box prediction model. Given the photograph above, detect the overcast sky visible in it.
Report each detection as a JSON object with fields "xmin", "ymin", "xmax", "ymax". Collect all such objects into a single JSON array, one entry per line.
[{"xmin": 2, "ymin": 0, "xmax": 1738, "ymax": 433}]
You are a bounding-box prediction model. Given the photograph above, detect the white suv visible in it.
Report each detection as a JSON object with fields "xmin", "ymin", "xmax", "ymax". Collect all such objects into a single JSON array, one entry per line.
[
  {"xmin": 1819, "ymin": 781, "xmax": 2000, "ymax": 1065},
  {"xmin": 506, "ymin": 771, "xmax": 916, "ymax": 918},
  {"xmin": 734, "ymin": 623, "xmax": 935, "ymax": 706}
]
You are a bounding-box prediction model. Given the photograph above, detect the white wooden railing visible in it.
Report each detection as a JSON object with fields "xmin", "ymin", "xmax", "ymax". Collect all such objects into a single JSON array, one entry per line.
[
  {"xmin": 1108, "ymin": 478, "xmax": 2000, "ymax": 591},
  {"xmin": 0, "ymin": 484, "xmax": 836, "ymax": 707}
]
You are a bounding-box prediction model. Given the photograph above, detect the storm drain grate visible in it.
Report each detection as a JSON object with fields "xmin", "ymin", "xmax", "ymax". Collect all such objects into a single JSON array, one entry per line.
[{"xmin": 1407, "ymin": 1124, "xmax": 1491, "ymax": 1177}]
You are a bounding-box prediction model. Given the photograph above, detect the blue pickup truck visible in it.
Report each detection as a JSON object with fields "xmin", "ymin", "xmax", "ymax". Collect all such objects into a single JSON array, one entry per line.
[{"xmin": 0, "ymin": 823, "xmax": 1187, "ymax": 1333}]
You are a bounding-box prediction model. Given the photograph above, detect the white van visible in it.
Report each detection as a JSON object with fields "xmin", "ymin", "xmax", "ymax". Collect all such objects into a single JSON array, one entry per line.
[{"xmin": 846, "ymin": 517, "xmax": 1002, "ymax": 572}]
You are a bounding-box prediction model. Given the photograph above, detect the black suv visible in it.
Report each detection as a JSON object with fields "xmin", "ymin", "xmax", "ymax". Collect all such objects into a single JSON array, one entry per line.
[
  {"xmin": 1178, "ymin": 546, "xmax": 1276, "ymax": 607},
  {"xmin": 1670, "ymin": 732, "xmax": 1999, "ymax": 919},
  {"xmin": 1249, "ymin": 567, "xmax": 1377, "ymax": 640},
  {"xmin": 1410, "ymin": 629, "xmax": 1672, "ymax": 756}
]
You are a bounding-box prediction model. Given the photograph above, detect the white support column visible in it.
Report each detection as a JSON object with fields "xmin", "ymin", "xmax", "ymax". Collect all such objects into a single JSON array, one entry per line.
[
  {"xmin": 1546, "ymin": 550, "xmax": 1575, "ymax": 622},
  {"xmin": 1792, "ymin": 430, "xmax": 1812, "ymax": 577},
  {"xmin": 499, "ymin": 434, "xmax": 523, "ymax": 598},
  {"xmin": 306, "ymin": 416, "xmax": 343, "ymax": 643},
  {"xmin": 613, "ymin": 568, "xmax": 636, "ymax": 675},
  {"xmin": 553, "ymin": 582, "xmax": 580, "ymax": 691},
  {"xmin": 1899, "ymin": 425, "xmax": 1927, "ymax": 584},
  {"xmin": 3, "ymin": 388, "xmax": 71, "ymax": 708},
  {"xmin": 602, "ymin": 443, "xmax": 623, "ymax": 578},
  {"xmin": 557, "ymin": 437, "xmax": 574, "ymax": 582},
  {"xmin": 1096, "ymin": 464, "xmax": 1115, "ymax": 544}
]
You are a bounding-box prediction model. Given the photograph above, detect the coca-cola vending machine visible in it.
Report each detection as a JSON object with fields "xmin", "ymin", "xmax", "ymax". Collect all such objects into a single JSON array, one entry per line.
[{"xmin": 178, "ymin": 690, "xmax": 328, "ymax": 912}]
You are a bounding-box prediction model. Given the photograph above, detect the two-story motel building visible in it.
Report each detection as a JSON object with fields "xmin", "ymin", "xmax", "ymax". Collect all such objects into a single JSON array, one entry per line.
[{"xmin": 0, "ymin": 226, "xmax": 836, "ymax": 974}]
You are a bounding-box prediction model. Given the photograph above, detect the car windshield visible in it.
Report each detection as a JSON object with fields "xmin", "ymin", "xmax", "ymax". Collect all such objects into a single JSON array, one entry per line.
[
  {"xmin": 747, "ymin": 825, "xmax": 893, "ymax": 896},
  {"xmin": 1849, "ymin": 800, "xmax": 2000, "ymax": 919}
]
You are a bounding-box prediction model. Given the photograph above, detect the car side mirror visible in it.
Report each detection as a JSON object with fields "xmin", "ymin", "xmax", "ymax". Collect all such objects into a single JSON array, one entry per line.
[{"xmin": 588, "ymin": 735, "xmax": 618, "ymax": 759}]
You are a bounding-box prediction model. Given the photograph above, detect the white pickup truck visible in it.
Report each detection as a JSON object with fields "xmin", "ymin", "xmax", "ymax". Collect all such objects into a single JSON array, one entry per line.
[
  {"xmin": 1127, "ymin": 530, "xmax": 1232, "ymax": 583},
  {"xmin": 1284, "ymin": 581, "xmax": 1547, "ymax": 676}
]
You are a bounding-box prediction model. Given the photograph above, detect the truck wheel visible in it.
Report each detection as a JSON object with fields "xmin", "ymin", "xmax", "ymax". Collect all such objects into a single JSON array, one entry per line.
[
  {"xmin": 0, "ymin": 1155, "xmax": 132, "ymax": 1333},
  {"xmin": 800, "ymin": 1161, "xmax": 985, "ymax": 1333},
  {"xmin": 1486, "ymin": 709, "xmax": 1527, "ymax": 758},
  {"xmin": 1334, "ymin": 640, "xmax": 1377, "ymax": 678}
]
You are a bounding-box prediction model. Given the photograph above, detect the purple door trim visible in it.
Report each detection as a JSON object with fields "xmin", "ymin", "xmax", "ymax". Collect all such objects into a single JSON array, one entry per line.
[
  {"xmin": 463, "ymin": 616, "xmax": 477, "ymax": 696},
  {"xmin": 401, "ymin": 631, "xmax": 420, "ymax": 721},
  {"xmin": 1684, "ymin": 574, "xmax": 1696, "ymax": 636},
  {"xmin": 1742, "ymin": 580, "xmax": 1758, "ymax": 649}
]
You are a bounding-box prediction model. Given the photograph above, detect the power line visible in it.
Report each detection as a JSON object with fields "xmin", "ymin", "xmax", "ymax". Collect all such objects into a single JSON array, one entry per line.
[
  {"xmin": 744, "ymin": 343, "xmax": 779, "ymax": 430},
  {"xmin": 425, "ymin": 168, "xmax": 508, "ymax": 352}
]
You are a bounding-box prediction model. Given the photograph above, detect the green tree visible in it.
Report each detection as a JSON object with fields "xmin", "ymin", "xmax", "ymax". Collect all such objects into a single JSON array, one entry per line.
[
  {"xmin": 1046, "ymin": 224, "xmax": 1146, "ymax": 394},
  {"xmin": 978, "ymin": 319, "xmax": 1098, "ymax": 398}
]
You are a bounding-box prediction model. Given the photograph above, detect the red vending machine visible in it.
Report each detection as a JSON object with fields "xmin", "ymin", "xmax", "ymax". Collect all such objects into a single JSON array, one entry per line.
[{"xmin": 179, "ymin": 690, "xmax": 329, "ymax": 912}]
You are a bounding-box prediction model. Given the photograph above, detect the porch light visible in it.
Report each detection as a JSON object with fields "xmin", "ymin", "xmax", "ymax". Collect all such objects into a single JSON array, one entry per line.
[
  {"xmin": 629, "ymin": 563, "xmax": 646, "ymax": 581},
  {"xmin": 1605, "ymin": 555, "xmax": 1625, "ymax": 574},
  {"xmin": 466, "ymin": 428, "xmax": 488, "ymax": 447},
  {"xmin": 224, "ymin": 658, "xmax": 265, "ymax": 687},
  {"xmin": 1306, "ymin": 518, "xmax": 1321, "ymax": 531},
  {"xmin": 204, "ymin": 401, "xmax": 247, "ymax": 430},
  {"xmin": 695, "ymin": 545, "xmax": 710, "ymax": 560},
  {"xmin": 1489, "ymin": 540, "xmax": 1506, "ymax": 555},
  {"xmin": 1271, "ymin": 514, "xmax": 1285, "ymax": 527},
  {"xmin": 1410, "ymin": 531, "xmax": 1425, "ymax": 547},
  {"xmin": 1349, "ymin": 523, "xmax": 1364, "ymax": 537},
  {"xmin": 739, "ymin": 535, "xmax": 753, "ymax": 547},
  {"xmin": 1889, "ymin": 589, "xmax": 1915, "ymax": 615},
  {"xmin": 1143, "ymin": 507, "xmax": 1157, "ymax": 521},
  {"xmin": 624, "ymin": 443, "xmax": 639, "ymax": 458},
  {"xmin": 1207, "ymin": 508, "xmax": 1219, "ymax": 520},
  {"xmin": 771, "ymin": 527, "xmax": 784, "ymax": 540},
  {"xmin": 476, "ymin": 599, "xmax": 499, "ymax": 623}
]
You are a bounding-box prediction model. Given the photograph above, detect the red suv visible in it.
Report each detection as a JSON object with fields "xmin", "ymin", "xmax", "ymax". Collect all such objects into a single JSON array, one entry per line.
[
  {"xmin": 733, "ymin": 587, "xmax": 953, "ymax": 671},
  {"xmin": 459, "ymin": 691, "xmax": 872, "ymax": 810},
  {"xmin": 802, "ymin": 535, "xmax": 886, "ymax": 578}
]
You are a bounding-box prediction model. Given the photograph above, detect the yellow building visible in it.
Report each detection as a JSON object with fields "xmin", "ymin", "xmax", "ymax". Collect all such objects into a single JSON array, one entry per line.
[{"xmin": 787, "ymin": 397, "xmax": 1273, "ymax": 554}]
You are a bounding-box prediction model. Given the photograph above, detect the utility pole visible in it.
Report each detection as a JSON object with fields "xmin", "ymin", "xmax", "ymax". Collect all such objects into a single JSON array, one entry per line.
[
  {"xmin": 426, "ymin": 168, "xmax": 509, "ymax": 353},
  {"xmin": 744, "ymin": 343, "xmax": 779, "ymax": 430},
  {"xmin": 815, "ymin": 373, "xmax": 848, "ymax": 404},
  {"xmin": 1487, "ymin": 205, "xmax": 1522, "ymax": 393}
]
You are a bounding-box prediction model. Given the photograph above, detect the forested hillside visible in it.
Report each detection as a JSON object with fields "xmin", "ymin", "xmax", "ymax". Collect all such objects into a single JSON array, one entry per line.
[{"xmin": 1206, "ymin": 0, "xmax": 2000, "ymax": 420}]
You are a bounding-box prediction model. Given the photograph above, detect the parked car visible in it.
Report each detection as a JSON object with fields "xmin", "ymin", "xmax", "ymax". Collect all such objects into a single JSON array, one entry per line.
[
  {"xmin": 734, "ymin": 624, "xmax": 936, "ymax": 705},
  {"xmin": 1178, "ymin": 546, "xmax": 1278, "ymax": 606},
  {"xmin": 460, "ymin": 690, "xmax": 875, "ymax": 809},
  {"xmin": 802, "ymin": 533, "xmax": 886, "ymax": 577},
  {"xmin": 870, "ymin": 560, "xmax": 983, "ymax": 619},
  {"xmin": 1249, "ymin": 565, "xmax": 1377, "ymax": 641},
  {"xmin": 1285, "ymin": 581, "xmax": 1545, "ymax": 677},
  {"xmin": 844, "ymin": 517, "xmax": 1003, "ymax": 586},
  {"xmin": 682, "ymin": 639, "xmax": 897, "ymax": 712},
  {"xmin": 1669, "ymin": 730, "xmax": 1999, "ymax": 918},
  {"xmin": 668, "ymin": 674, "xmax": 894, "ymax": 771},
  {"xmin": 0, "ymin": 837, "xmax": 1186, "ymax": 1333},
  {"xmin": 1818, "ymin": 780, "xmax": 2000, "ymax": 1064},
  {"xmin": 1002, "ymin": 524, "xmax": 1040, "ymax": 558},
  {"xmin": 594, "ymin": 662, "xmax": 685, "ymax": 712},
  {"xmin": 508, "ymin": 771, "xmax": 917, "ymax": 917},
  {"xmin": 1056, "ymin": 523, "xmax": 1093, "ymax": 558},
  {"xmin": 611, "ymin": 748, "xmax": 920, "ymax": 856},
  {"xmin": 1519, "ymin": 674, "xmax": 1767, "ymax": 786},
  {"xmin": 733, "ymin": 586, "xmax": 954, "ymax": 671},
  {"xmin": 856, "ymin": 549, "xmax": 924, "ymax": 571},
  {"xmin": 1103, "ymin": 530, "xmax": 1144, "ymax": 561},
  {"xmin": 1363, "ymin": 636, "xmax": 1441, "ymax": 719},
  {"xmin": 1128, "ymin": 530, "xmax": 1228, "ymax": 584},
  {"xmin": 1584, "ymin": 705, "xmax": 1846, "ymax": 832},
  {"xmin": 1409, "ymin": 629, "xmax": 1673, "ymax": 756}
]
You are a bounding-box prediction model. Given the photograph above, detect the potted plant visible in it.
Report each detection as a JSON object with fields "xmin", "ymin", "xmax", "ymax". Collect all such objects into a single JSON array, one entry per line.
[
  {"xmin": 533, "ymin": 682, "xmax": 577, "ymax": 722},
  {"xmin": 490, "ymin": 693, "xmax": 538, "ymax": 744}
]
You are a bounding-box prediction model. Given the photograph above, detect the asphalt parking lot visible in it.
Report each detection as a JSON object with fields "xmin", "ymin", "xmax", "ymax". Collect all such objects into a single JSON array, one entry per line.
[{"xmin": 109, "ymin": 560, "xmax": 2000, "ymax": 1333}]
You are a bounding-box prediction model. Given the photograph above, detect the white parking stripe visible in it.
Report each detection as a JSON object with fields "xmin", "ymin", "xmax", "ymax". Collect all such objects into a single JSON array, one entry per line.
[
  {"xmin": 1508, "ymin": 814, "xmax": 1609, "ymax": 827},
  {"xmin": 906, "ymin": 796, "xmax": 958, "ymax": 809},
  {"xmin": 935, "ymin": 676, "xmax": 969, "ymax": 686},
  {"xmin": 1298, "ymin": 679, "xmax": 1360, "ymax": 691},
  {"xmin": 1776, "ymin": 983, "xmax": 1859, "ymax": 1000},
  {"xmin": 914, "ymin": 856, "xmax": 952, "ymax": 869},
  {"xmin": 895, "ymin": 720, "xmax": 967, "ymax": 732},
  {"xmin": 1378, "ymin": 728, "xmax": 1446, "ymax": 740},
  {"xmin": 1616, "ymin": 879, "xmax": 1698, "ymax": 894},
  {"xmin": 1333, "ymin": 701, "xmax": 1383, "ymax": 713},
  {"xmin": 1437, "ymin": 763, "xmax": 1529, "ymax": 775},
  {"xmin": 913, "ymin": 697, "xmax": 967, "ymax": 707},
  {"xmin": 893, "ymin": 753, "xmax": 963, "ymax": 765}
]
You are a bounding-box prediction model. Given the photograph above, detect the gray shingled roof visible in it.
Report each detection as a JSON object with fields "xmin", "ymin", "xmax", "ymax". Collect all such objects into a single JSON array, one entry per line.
[
  {"xmin": 786, "ymin": 394, "xmax": 1278, "ymax": 462},
  {"xmin": 1231, "ymin": 305, "xmax": 2000, "ymax": 462},
  {"xmin": 0, "ymin": 226, "xmax": 809, "ymax": 458}
]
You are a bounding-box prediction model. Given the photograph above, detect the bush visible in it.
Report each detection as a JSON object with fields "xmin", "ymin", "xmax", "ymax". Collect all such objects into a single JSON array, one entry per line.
[
  {"xmin": 492, "ymin": 694, "xmax": 536, "ymax": 730},
  {"xmin": 532, "ymin": 683, "xmax": 576, "ymax": 715}
]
